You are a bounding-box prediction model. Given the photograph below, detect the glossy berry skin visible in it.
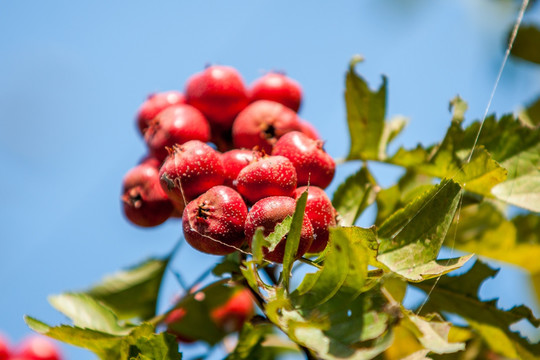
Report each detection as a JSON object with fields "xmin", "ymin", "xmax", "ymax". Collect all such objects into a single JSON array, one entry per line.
[
  {"xmin": 272, "ymin": 131, "xmax": 335, "ymax": 189},
  {"xmin": 250, "ymin": 72, "xmax": 302, "ymax": 112},
  {"xmin": 232, "ymin": 100, "xmax": 302, "ymax": 153},
  {"xmin": 236, "ymin": 155, "xmax": 297, "ymax": 204},
  {"xmin": 159, "ymin": 140, "xmax": 225, "ymax": 207},
  {"xmin": 0, "ymin": 335, "xmax": 10, "ymax": 360},
  {"xmin": 136, "ymin": 91, "xmax": 185, "ymax": 135},
  {"xmin": 299, "ymin": 119, "xmax": 320, "ymax": 140},
  {"xmin": 245, "ymin": 196, "xmax": 313, "ymax": 263},
  {"xmin": 144, "ymin": 104, "xmax": 211, "ymax": 161},
  {"xmin": 121, "ymin": 163, "xmax": 174, "ymax": 227},
  {"xmin": 185, "ymin": 65, "xmax": 249, "ymax": 130},
  {"xmin": 221, "ymin": 149, "xmax": 261, "ymax": 187},
  {"xmin": 17, "ymin": 336, "xmax": 62, "ymax": 360},
  {"xmin": 211, "ymin": 288, "xmax": 254, "ymax": 332},
  {"xmin": 183, "ymin": 186, "xmax": 248, "ymax": 255},
  {"xmin": 294, "ymin": 186, "xmax": 337, "ymax": 253}
]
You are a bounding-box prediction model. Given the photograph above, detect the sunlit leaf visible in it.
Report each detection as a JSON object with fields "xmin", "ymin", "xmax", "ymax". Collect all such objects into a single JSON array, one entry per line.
[
  {"xmin": 282, "ymin": 190, "xmax": 308, "ymax": 290},
  {"xmin": 519, "ymin": 94, "xmax": 540, "ymax": 128},
  {"xmin": 345, "ymin": 55, "xmax": 388, "ymax": 161},
  {"xmin": 377, "ymin": 179, "xmax": 464, "ymax": 281},
  {"xmin": 226, "ymin": 321, "xmax": 280, "ymax": 360},
  {"xmin": 48, "ymin": 293, "xmax": 130, "ymax": 335},
  {"xmin": 416, "ymin": 261, "xmax": 540, "ymax": 359},
  {"xmin": 402, "ymin": 312, "xmax": 465, "ymax": 354}
]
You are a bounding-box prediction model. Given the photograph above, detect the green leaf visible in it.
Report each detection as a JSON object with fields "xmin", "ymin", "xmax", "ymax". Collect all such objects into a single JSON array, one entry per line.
[
  {"xmin": 291, "ymin": 227, "xmax": 369, "ymax": 308},
  {"xmin": 25, "ymin": 318, "xmax": 181, "ymax": 360},
  {"xmin": 519, "ymin": 94, "xmax": 540, "ymax": 128},
  {"xmin": 226, "ymin": 321, "xmax": 279, "ymax": 360},
  {"xmin": 282, "ymin": 190, "xmax": 307, "ymax": 291},
  {"xmin": 251, "ymin": 228, "xmax": 268, "ymax": 264},
  {"xmin": 345, "ymin": 55, "xmax": 388, "ymax": 161},
  {"xmin": 48, "ymin": 293, "xmax": 131, "ymax": 335},
  {"xmin": 491, "ymin": 173, "xmax": 540, "ymax": 212},
  {"xmin": 332, "ymin": 167, "xmax": 377, "ymax": 226},
  {"xmin": 86, "ymin": 257, "xmax": 169, "ymax": 321},
  {"xmin": 213, "ymin": 252, "xmax": 242, "ymax": 277},
  {"xmin": 266, "ymin": 216, "xmax": 293, "ymax": 253},
  {"xmin": 402, "ymin": 312, "xmax": 465, "ymax": 354},
  {"xmin": 510, "ymin": 24, "xmax": 540, "ymax": 64},
  {"xmin": 377, "ymin": 179, "xmax": 464, "ymax": 281},
  {"xmin": 416, "ymin": 261, "xmax": 540, "ymax": 360},
  {"xmin": 267, "ymin": 287, "xmax": 396, "ymax": 360}
]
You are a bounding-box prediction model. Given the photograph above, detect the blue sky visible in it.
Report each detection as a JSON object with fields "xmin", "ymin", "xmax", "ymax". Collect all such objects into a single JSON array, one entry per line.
[{"xmin": 1, "ymin": 1, "xmax": 540, "ymax": 359}]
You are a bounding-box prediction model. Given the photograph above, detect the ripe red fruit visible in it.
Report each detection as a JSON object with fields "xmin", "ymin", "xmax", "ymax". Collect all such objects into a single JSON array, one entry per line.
[
  {"xmin": 232, "ymin": 100, "xmax": 302, "ymax": 153},
  {"xmin": 136, "ymin": 91, "xmax": 185, "ymax": 135},
  {"xmin": 221, "ymin": 149, "xmax": 262, "ymax": 187},
  {"xmin": 250, "ymin": 72, "xmax": 302, "ymax": 112},
  {"xmin": 17, "ymin": 336, "xmax": 62, "ymax": 360},
  {"xmin": 121, "ymin": 163, "xmax": 174, "ymax": 227},
  {"xmin": 144, "ymin": 104, "xmax": 211, "ymax": 161},
  {"xmin": 159, "ymin": 140, "xmax": 225, "ymax": 207},
  {"xmin": 299, "ymin": 119, "xmax": 320, "ymax": 140},
  {"xmin": 245, "ymin": 196, "xmax": 313, "ymax": 263},
  {"xmin": 0, "ymin": 335, "xmax": 10, "ymax": 360},
  {"xmin": 294, "ymin": 186, "xmax": 337, "ymax": 253},
  {"xmin": 272, "ymin": 131, "xmax": 335, "ymax": 189},
  {"xmin": 211, "ymin": 288, "xmax": 254, "ymax": 332},
  {"xmin": 183, "ymin": 186, "xmax": 248, "ymax": 255},
  {"xmin": 185, "ymin": 65, "xmax": 249, "ymax": 130},
  {"xmin": 236, "ymin": 155, "xmax": 297, "ymax": 204}
]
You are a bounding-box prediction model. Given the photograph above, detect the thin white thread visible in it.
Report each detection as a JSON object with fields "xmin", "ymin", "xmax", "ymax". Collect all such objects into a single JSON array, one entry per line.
[{"xmin": 415, "ymin": 0, "xmax": 529, "ymax": 313}]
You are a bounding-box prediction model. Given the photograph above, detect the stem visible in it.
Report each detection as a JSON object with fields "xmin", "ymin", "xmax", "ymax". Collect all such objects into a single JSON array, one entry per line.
[{"xmin": 298, "ymin": 257, "xmax": 322, "ymax": 269}]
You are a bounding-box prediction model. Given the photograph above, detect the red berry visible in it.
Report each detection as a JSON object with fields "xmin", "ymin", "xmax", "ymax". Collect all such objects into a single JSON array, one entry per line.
[
  {"xmin": 17, "ymin": 336, "xmax": 62, "ymax": 360},
  {"xmin": 250, "ymin": 72, "xmax": 302, "ymax": 112},
  {"xmin": 121, "ymin": 163, "xmax": 174, "ymax": 227},
  {"xmin": 221, "ymin": 149, "xmax": 262, "ymax": 187},
  {"xmin": 294, "ymin": 186, "xmax": 337, "ymax": 253},
  {"xmin": 183, "ymin": 186, "xmax": 248, "ymax": 255},
  {"xmin": 299, "ymin": 119, "xmax": 320, "ymax": 140},
  {"xmin": 211, "ymin": 288, "xmax": 254, "ymax": 332},
  {"xmin": 185, "ymin": 65, "xmax": 249, "ymax": 130},
  {"xmin": 245, "ymin": 196, "xmax": 313, "ymax": 263},
  {"xmin": 272, "ymin": 131, "xmax": 335, "ymax": 189},
  {"xmin": 136, "ymin": 91, "xmax": 185, "ymax": 135},
  {"xmin": 164, "ymin": 308, "xmax": 196, "ymax": 343},
  {"xmin": 232, "ymin": 100, "xmax": 302, "ymax": 153},
  {"xmin": 159, "ymin": 140, "xmax": 225, "ymax": 207},
  {"xmin": 144, "ymin": 104, "xmax": 211, "ymax": 161},
  {"xmin": 236, "ymin": 155, "xmax": 297, "ymax": 204},
  {"xmin": 0, "ymin": 335, "xmax": 10, "ymax": 360}
]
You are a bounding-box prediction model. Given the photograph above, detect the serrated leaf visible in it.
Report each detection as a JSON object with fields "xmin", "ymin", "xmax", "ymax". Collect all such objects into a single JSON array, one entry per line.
[
  {"xmin": 510, "ymin": 24, "xmax": 540, "ymax": 64},
  {"xmin": 266, "ymin": 216, "xmax": 293, "ymax": 253},
  {"xmin": 86, "ymin": 257, "xmax": 169, "ymax": 321},
  {"xmin": 377, "ymin": 179, "xmax": 463, "ymax": 281},
  {"xmin": 345, "ymin": 55, "xmax": 388, "ymax": 161},
  {"xmin": 282, "ymin": 190, "xmax": 307, "ymax": 291},
  {"xmin": 251, "ymin": 228, "xmax": 268, "ymax": 264},
  {"xmin": 266, "ymin": 286, "xmax": 396, "ymax": 360},
  {"xmin": 291, "ymin": 226, "xmax": 368, "ymax": 308},
  {"xmin": 48, "ymin": 293, "xmax": 130, "ymax": 335},
  {"xmin": 416, "ymin": 261, "xmax": 540, "ymax": 359},
  {"xmin": 332, "ymin": 167, "xmax": 377, "ymax": 226},
  {"xmin": 402, "ymin": 312, "xmax": 465, "ymax": 354},
  {"xmin": 444, "ymin": 203, "xmax": 540, "ymax": 301},
  {"xmin": 25, "ymin": 318, "xmax": 181, "ymax": 360}
]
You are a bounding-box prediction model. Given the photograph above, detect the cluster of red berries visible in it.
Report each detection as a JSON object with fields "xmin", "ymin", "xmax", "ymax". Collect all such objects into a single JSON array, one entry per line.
[
  {"xmin": 122, "ymin": 65, "xmax": 338, "ymax": 263},
  {"xmin": 0, "ymin": 334, "xmax": 62, "ymax": 360}
]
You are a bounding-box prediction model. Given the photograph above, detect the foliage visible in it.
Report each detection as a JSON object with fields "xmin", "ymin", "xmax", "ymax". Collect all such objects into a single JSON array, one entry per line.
[{"xmin": 25, "ymin": 55, "xmax": 540, "ymax": 360}]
